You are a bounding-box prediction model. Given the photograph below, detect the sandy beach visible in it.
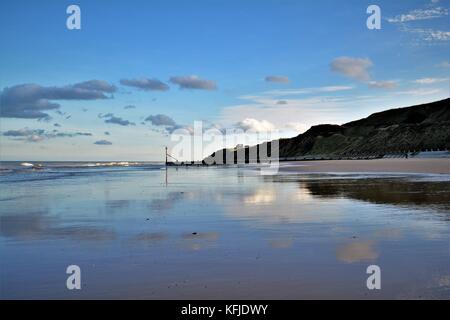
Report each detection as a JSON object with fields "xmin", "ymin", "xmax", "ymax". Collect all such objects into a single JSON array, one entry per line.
[
  {"xmin": 279, "ymin": 158, "xmax": 450, "ymax": 174},
  {"xmin": 1, "ymin": 162, "xmax": 450, "ymax": 299}
]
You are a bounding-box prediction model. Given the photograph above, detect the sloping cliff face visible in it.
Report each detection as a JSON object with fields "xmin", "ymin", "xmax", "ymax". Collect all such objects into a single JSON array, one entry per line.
[
  {"xmin": 279, "ymin": 98, "xmax": 450, "ymax": 158},
  {"xmin": 205, "ymin": 98, "xmax": 450, "ymax": 163}
]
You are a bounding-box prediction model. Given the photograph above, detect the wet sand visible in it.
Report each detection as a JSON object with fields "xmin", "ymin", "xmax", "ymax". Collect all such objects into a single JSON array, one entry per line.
[
  {"xmin": 1, "ymin": 164, "xmax": 450, "ymax": 299},
  {"xmin": 280, "ymin": 158, "xmax": 450, "ymax": 174}
]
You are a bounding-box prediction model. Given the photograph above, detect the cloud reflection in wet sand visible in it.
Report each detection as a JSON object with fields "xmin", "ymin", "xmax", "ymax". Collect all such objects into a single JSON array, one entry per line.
[
  {"xmin": 150, "ymin": 192, "xmax": 190, "ymax": 212},
  {"xmin": 180, "ymin": 232, "xmax": 220, "ymax": 251},
  {"xmin": 134, "ymin": 232, "xmax": 167, "ymax": 243},
  {"xmin": 0, "ymin": 211, "xmax": 116, "ymax": 241},
  {"xmin": 268, "ymin": 238, "xmax": 294, "ymax": 249},
  {"xmin": 222, "ymin": 185, "xmax": 345, "ymax": 225},
  {"xmin": 336, "ymin": 240, "xmax": 379, "ymax": 263},
  {"xmin": 243, "ymin": 188, "xmax": 276, "ymax": 205}
]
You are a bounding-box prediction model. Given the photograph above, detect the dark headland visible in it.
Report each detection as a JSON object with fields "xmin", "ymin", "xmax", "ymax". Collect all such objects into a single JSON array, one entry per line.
[{"xmin": 200, "ymin": 98, "xmax": 450, "ymax": 164}]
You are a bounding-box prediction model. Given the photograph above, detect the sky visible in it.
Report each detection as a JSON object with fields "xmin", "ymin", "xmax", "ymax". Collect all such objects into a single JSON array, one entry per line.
[{"xmin": 0, "ymin": 0, "xmax": 449, "ymax": 161}]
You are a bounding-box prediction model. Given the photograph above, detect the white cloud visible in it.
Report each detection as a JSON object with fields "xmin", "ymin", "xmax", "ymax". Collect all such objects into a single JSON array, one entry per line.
[
  {"xmin": 285, "ymin": 122, "xmax": 309, "ymax": 133},
  {"xmin": 368, "ymin": 80, "xmax": 398, "ymax": 89},
  {"xmin": 94, "ymin": 140, "xmax": 113, "ymax": 145},
  {"xmin": 169, "ymin": 75, "xmax": 217, "ymax": 90},
  {"xmin": 330, "ymin": 57, "xmax": 373, "ymax": 82},
  {"xmin": 265, "ymin": 75, "xmax": 290, "ymax": 83},
  {"xmin": 261, "ymin": 85, "xmax": 354, "ymax": 97},
  {"xmin": 386, "ymin": 5, "xmax": 450, "ymax": 43},
  {"xmin": 437, "ymin": 61, "xmax": 450, "ymax": 68},
  {"xmin": 415, "ymin": 28, "xmax": 450, "ymax": 41},
  {"xmin": 235, "ymin": 118, "xmax": 275, "ymax": 132},
  {"xmin": 120, "ymin": 78, "xmax": 169, "ymax": 91},
  {"xmin": 221, "ymin": 96, "xmax": 350, "ymax": 137},
  {"xmin": 0, "ymin": 81, "xmax": 115, "ymax": 119},
  {"xmin": 413, "ymin": 77, "xmax": 449, "ymax": 84},
  {"xmin": 330, "ymin": 57, "xmax": 397, "ymax": 90},
  {"xmin": 396, "ymin": 88, "xmax": 442, "ymax": 96},
  {"xmin": 2, "ymin": 128, "xmax": 92, "ymax": 142},
  {"xmin": 393, "ymin": 19, "xmax": 450, "ymax": 42},
  {"xmin": 387, "ymin": 7, "xmax": 448, "ymax": 23}
]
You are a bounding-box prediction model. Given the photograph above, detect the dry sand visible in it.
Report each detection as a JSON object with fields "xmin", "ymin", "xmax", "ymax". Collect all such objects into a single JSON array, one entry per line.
[{"xmin": 279, "ymin": 158, "xmax": 450, "ymax": 174}]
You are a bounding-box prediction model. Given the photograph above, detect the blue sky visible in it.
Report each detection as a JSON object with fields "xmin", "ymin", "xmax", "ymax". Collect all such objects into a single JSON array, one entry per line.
[{"xmin": 1, "ymin": 0, "xmax": 449, "ymax": 161}]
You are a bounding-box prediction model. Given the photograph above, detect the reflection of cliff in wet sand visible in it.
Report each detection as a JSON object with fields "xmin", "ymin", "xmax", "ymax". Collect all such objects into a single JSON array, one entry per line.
[
  {"xmin": 279, "ymin": 158, "xmax": 450, "ymax": 174},
  {"xmin": 299, "ymin": 176, "xmax": 450, "ymax": 213}
]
